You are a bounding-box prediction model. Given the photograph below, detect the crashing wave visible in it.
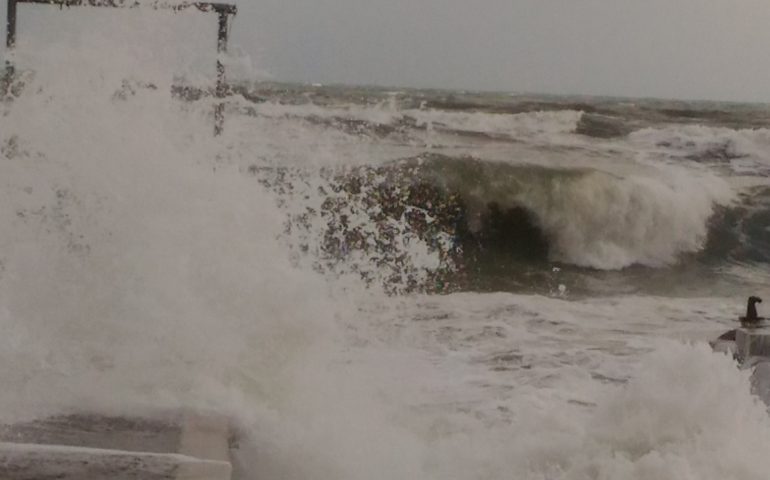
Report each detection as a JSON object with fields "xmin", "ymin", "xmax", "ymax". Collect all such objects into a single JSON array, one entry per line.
[{"xmin": 253, "ymin": 153, "xmax": 738, "ymax": 293}]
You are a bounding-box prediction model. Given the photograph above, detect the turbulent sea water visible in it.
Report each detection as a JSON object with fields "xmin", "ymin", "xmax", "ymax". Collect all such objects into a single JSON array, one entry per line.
[{"xmin": 2, "ymin": 11, "xmax": 770, "ymax": 480}]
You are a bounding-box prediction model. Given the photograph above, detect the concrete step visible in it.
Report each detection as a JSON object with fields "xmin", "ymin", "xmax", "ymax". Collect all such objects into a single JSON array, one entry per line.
[
  {"xmin": 0, "ymin": 442, "xmax": 231, "ymax": 480},
  {"xmin": 0, "ymin": 412, "xmax": 233, "ymax": 480},
  {"xmin": 0, "ymin": 413, "xmax": 182, "ymax": 454}
]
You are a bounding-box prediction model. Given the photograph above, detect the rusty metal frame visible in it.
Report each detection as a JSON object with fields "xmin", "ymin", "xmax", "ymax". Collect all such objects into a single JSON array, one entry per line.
[{"xmin": 5, "ymin": 0, "xmax": 237, "ymax": 134}]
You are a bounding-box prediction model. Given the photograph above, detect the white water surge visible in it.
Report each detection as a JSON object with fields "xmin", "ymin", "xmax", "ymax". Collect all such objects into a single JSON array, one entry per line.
[
  {"xmin": 519, "ymin": 166, "xmax": 734, "ymax": 269},
  {"xmin": 1, "ymin": 10, "xmax": 770, "ymax": 480}
]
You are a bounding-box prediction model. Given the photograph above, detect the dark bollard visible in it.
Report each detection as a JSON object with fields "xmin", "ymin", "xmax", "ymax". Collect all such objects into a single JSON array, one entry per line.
[{"xmin": 741, "ymin": 296, "xmax": 764, "ymax": 326}]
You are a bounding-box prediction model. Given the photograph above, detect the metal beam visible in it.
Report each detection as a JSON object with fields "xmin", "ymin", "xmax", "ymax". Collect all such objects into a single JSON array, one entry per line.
[
  {"xmin": 11, "ymin": 1, "xmax": 236, "ymax": 16},
  {"xmin": 4, "ymin": 0, "xmax": 237, "ymax": 133}
]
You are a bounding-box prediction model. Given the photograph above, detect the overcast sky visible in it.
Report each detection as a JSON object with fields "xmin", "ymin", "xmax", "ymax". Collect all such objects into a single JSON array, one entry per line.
[{"xmin": 4, "ymin": 0, "xmax": 770, "ymax": 101}]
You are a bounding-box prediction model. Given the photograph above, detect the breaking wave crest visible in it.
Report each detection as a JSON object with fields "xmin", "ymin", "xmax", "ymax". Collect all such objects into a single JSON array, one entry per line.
[{"xmin": 258, "ymin": 153, "xmax": 736, "ymax": 292}]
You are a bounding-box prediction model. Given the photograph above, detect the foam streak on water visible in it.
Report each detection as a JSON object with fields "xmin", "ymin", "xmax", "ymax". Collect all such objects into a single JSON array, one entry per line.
[{"xmin": 2, "ymin": 13, "xmax": 770, "ymax": 480}]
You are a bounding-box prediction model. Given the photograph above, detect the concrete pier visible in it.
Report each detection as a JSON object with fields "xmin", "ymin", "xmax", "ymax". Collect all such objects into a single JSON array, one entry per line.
[
  {"xmin": 734, "ymin": 325, "xmax": 770, "ymax": 406},
  {"xmin": 735, "ymin": 325, "xmax": 770, "ymax": 363},
  {"xmin": 0, "ymin": 411, "xmax": 233, "ymax": 479}
]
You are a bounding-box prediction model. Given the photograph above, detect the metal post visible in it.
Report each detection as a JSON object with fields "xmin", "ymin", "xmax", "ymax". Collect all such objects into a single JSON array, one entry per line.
[
  {"xmin": 6, "ymin": 0, "xmax": 16, "ymax": 49},
  {"xmin": 5, "ymin": 0, "xmax": 17, "ymax": 85},
  {"xmin": 213, "ymin": 9, "xmax": 228, "ymax": 136}
]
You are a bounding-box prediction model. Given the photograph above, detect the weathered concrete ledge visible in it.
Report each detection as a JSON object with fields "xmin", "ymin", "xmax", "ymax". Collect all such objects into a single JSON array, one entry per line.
[
  {"xmin": 0, "ymin": 411, "xmax": 233, "ymax": 480},
  {"xmin": 0, "ymin": 442, "xmax": 231, "ymax": 480},
  {"xmin": 736, "ymin": 325, "xmax": 770, "ymax": 363}
]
